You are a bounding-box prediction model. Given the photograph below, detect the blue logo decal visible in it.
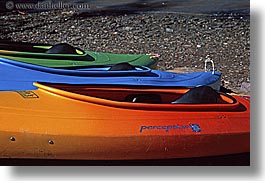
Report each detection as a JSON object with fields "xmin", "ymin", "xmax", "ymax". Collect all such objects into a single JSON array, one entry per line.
[
  {"xmin": 189, "ymin": 124, "xmax": 201, "ymax": 132},
  {"xmin": 140, "ymin": 124, "xmax": 201, "ymax": 133}
]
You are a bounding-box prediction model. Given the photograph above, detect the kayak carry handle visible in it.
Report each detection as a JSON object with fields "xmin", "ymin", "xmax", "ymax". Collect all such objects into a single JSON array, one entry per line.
[{"xmin": 204, "ymin": 58, "xmax": 215, "ymax": 74}]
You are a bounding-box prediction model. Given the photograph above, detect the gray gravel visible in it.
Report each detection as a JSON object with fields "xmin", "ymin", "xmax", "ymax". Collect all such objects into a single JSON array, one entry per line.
[{"xmin": 0, "ymin": 11, "xmax": 250, "ymax": 93}]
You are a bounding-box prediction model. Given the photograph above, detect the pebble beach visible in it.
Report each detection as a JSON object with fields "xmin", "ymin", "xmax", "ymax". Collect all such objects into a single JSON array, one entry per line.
[{"xmin": 0, "ymin": 10, "xmax": 250, "ymax": 93}]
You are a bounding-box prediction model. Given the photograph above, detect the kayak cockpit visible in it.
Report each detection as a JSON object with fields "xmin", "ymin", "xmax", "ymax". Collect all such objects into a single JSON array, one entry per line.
[
  {"xmin": 34, "ymin": 82, "xmax": 239, "ymax": 111},
  {"xmin": 0, "ymin": 42, "xmax": 95, "ymax": 61},
  {"xmin": 0, "ymin": 42, "xmax": 84, "ymax": 55},
  {"xmin": 0, "ymin": 58, "xmax": 153, "ymax": 76}
]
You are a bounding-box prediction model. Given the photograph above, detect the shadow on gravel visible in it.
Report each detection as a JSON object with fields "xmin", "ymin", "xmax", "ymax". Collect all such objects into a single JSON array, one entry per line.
[{"xmin": 0, "ymin": 153, "xmax": 250, "ymax": 166}]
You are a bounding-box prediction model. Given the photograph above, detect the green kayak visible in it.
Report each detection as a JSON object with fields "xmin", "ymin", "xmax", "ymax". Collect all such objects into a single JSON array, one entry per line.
[{"xmin": 0, "ymin": 41, "xmax": 159, "ymax": 68}]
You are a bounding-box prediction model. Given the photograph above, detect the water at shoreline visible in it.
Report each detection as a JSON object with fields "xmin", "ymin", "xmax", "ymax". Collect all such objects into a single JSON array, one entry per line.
[{"xmin": 1, "ymin": 0, "xmax": 250, "ymax": 17}]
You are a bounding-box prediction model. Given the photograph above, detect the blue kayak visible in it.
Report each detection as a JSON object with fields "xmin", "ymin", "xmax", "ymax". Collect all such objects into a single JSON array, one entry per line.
[{"xmin": 0, "ymin": 57, "xmax": 221, "ymax": 91}]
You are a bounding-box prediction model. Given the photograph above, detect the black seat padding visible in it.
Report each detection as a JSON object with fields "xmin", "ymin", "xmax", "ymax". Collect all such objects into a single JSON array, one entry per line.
[
  {"xmin": 46, "ymin": 43, "xmax": 80, "ymax": 54},
  {"xmin": 109, "ymin": 62, "xmax": 136, "ymax": 71},
  {"xmin": 172, "ymin": 86, "xmax": 221, "ymax": 104},
  {"xmin": 126, "ymin": 94, "xmax": 162, "ymax": 104}
]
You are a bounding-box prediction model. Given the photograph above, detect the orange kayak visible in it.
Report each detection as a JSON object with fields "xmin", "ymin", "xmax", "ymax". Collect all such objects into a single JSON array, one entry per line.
[{"xmin": 0, "ymin": 83, "xmax": 250, "ymax": 160}]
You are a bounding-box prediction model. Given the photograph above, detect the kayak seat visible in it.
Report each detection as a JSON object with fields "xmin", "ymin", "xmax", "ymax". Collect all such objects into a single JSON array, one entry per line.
[
  {"xmin": 109, "ymin": 62, "xmax": 136, "ymax": 71},
  {"xmin": 172, "ymin": 86, "xmax": 221, "ymax": 104},
  {"xmin": 45, "ymin": 43, "xmax": 83, "ymax": 54},
  {"xmin": 125, "ymin": 94, "xmax": 162, "ymax": 104}
]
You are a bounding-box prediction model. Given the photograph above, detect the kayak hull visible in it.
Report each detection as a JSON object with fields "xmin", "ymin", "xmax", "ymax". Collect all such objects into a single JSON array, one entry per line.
[
  {"xmin": 0, "ymin": 131, "xmax": 249, "ymax": 160},
  {"xmin": 0, "ymin": 84, "xmax": 250, "ymax": 160}
]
